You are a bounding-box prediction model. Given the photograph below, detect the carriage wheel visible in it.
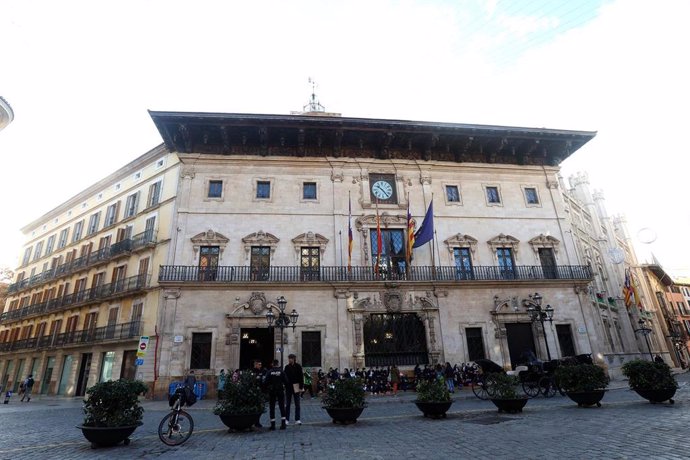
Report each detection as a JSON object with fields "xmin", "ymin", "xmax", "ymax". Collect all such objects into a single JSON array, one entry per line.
[
  {"xmin": 471, "ymin": 376, "xmax": 490, "ymax": 400},
  {"xmin": 522, "ymin": 380, "xmax": 540, "ymax": 398},
  {"xmin": 484, "ymin": 374, "xmax": 499, "ymax": 399},
  {"xmin": 540, "ymin": 377, "xmax": 557, "ymax": 398}
]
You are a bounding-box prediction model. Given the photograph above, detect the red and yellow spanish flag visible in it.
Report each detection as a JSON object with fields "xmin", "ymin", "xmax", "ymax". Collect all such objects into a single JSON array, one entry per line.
[{"xmin": 406, "ymin": 197, "xmax": 415, "ymax": 267}]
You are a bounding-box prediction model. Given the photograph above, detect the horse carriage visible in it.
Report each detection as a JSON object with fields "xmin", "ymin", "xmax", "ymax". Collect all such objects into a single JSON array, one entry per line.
[{"xmin": 470, "ymin": 354, "xmax": 593, "ymax": 400}]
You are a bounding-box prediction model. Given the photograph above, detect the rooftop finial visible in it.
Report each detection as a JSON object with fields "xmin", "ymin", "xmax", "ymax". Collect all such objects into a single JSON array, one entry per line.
[{"xmin": 304, "ymin": 77, "xmax": 325, "ymax": 113}]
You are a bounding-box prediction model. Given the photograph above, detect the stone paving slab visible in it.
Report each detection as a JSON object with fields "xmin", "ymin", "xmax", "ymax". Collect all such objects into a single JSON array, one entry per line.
[{"xmin": 1, "ymin": 372, "xmax": 688, "ymax": 459}]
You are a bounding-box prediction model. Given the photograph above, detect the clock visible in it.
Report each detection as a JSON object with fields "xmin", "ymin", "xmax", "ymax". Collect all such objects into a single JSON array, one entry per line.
[{"xmin": 371, "ymin": 180, "xmax": 393, "ymax": 200}]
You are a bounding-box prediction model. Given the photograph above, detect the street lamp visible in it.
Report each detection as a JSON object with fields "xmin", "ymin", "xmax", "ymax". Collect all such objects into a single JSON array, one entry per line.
[
  {"xmin": 524, "ymin": 292, "xmax": 555, "ymax": 361},
  {"xmin": 667, "ymin": 331, "xmax": 686, "ymax": 369},
  {"xmin": 634, "ymin": 318, "xmax": 654, "ymax": 360},
  {"xmin": 265, "ymin": 296, "xmax": 299, "ymax": 368}
]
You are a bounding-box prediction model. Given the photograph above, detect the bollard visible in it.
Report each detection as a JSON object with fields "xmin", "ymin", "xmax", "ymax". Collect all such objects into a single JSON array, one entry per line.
[{"xmin": 3, "ymin": 391, "xmax": 11, "ymax": 404}]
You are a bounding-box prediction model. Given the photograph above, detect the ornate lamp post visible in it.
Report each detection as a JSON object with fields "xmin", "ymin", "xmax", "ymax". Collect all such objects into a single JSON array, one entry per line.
[
  {"xmin": 634, "ymin": 318, "xmax": 654, "ymax": 360},
  {"xmin": 266, "ymin": 296, "xmax": 299, "ymax": 368},
  {"xmin": 524, "ymin": 292, "xmax": 554, "ymax": 361}
]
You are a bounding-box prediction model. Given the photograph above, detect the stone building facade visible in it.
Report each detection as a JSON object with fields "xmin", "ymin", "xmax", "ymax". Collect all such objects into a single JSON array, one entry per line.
[{"xmin": 0, "ymin": 145, "xmax": 178, "ymax": 397}]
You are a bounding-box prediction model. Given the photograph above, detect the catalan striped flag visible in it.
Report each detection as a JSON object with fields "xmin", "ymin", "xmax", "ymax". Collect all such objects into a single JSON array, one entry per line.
[
  {"xmin": 347, "ymin": 193, "xmax": 353, "ymax": 272},
  {"xmin": 623, "ymin": 268, "xmax": 633, "ymax": 308},
  {"xmin": 406, "ymin": 197, "xmax": 415, "ymax": 268}
]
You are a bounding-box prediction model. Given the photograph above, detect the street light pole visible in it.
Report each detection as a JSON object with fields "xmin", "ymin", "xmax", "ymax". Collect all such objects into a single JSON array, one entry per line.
[
  {"xmin": 634, "ymin": 318, "xmax": 653, "ymax": 360},
  {"xmin": 266, "ymin": 296, "xmax": 299, "ymax": 369},
  {"xmin": 524, "ymin": 293, "xmax": 555, "ymax": 361}
]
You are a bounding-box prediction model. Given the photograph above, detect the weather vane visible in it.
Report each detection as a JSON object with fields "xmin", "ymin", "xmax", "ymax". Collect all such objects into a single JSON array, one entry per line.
[{"xmin": 304, "ymin": 77, "xmax": 324, "ymax": 112}]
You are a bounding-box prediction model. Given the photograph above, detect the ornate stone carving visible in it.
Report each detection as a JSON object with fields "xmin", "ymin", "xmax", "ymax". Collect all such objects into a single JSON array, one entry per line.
[
  {"xmin": 487, "ymin": 233, "xmax": 520, "ymax": 254},
  {"xmin": 331, "ymin": 171, "xmax": 344, "ymax": 182},
  {"xmin": 226, "ymin": 292, "xmax": 281, "ymax": 318},
  {"xmin": 180, "ymin": 166, "xmax": 195, "ymax": 179},
  {"xmin": 242, "ymin": 230, "xmax": 280, "ymax": 259},
  {"xmin": 164, "ymin": 289, "xmax": 181, "ymax": 300},
  {"xmin": 191, "ymin": 230, "xmax": 229, "ymax": 256},
  {"xmin": 444, "ymin": 233, "xmax": 479, "ymax": 254},
  {"xmin": 355, "ymin": 214, "xmax": 410, "ymax": 230},
  {"xmin": 383, "ymin": 290, "xmax": 403, "ymax": 312},
  {"xmin": 528, "ymin": 234, "xmax": 560, "ymax": 254},
  {"xmin": 419, "ymin": 174, "xmax": 432, "ymax": 185},
  {"xmin": 291, "ymin": 232, "xmax": 329, "ymax": 256},
  {"xmin": 493, "ymin": 295, "xmax": 519, "ymax": 313}
]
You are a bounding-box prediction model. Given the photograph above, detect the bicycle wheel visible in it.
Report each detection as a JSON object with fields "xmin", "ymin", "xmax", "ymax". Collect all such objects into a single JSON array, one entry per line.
[
  {"xmin": 471, "ymin": 376, "xmax": 489, "ymax": 400},
  {"xmin": 540, "ymin": 376, "xmax": 557, "ymax": 398},
  {"xmin": 522, "ymin": 379, "xmax": 541, "ymax": 398},
  {"xmin": 158, "ymin": 410, "xmax": 194, "ymax": 446}
]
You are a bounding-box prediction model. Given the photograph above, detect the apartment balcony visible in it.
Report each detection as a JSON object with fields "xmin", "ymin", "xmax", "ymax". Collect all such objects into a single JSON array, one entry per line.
[
  {"xmin": 158, "ymin": 264, "xmax": 592, "ymax": 284},
  {"xmin": 0, "ymin": 321, "xmax": 142, "ymax": 353},
  {"xmin": 8, "ymin": 230, "xmax": 157, "ymax": 295},
  {"xmin": 0, "ymin": 274, "xmax": 151, "ymax": 325}
]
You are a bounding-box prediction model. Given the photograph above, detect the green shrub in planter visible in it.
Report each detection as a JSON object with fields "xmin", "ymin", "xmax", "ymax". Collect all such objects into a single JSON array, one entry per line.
[
  {"xmin": 488, "ymin": 373, "xmax": 523, "ymax": 399},
  {"xmin": 322, "ymin": 378, "xmax": 366, "ymax": 408},
  {"xmin": 621, "ymin": 359, "xmax": 678, "ymax": 391},
  {"xmin": 83, "ymin": 379, "xmax": 148, "ymax": 427},
  {"xmin": 555, "ymin": 364, "xmax": 609, "ymax": 393},
  {"xmin": 415, "ymin": 379, "xmax": 451, "ymax": 403},
  {"xmin": 213, "ymin": 371, "xmax": 266, "ymax": 416}
]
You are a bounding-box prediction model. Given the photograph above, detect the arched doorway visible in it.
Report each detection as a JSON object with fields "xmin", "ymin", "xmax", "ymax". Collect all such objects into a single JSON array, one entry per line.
[
  {"xmin": 239, "ymin": 328, "xmax": 274, "ymax": 370},
  {"xmin": 363, "ymin": 313, "xmax": 429, "ymax": 366}
]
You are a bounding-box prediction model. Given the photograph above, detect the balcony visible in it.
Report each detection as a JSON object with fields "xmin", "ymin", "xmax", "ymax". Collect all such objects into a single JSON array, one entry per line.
[
  {"xmin": 158, "ymin": 264, "xmax": 592, "ymax": 284},
  {"xmin": 0, "ymin": 274, "xmax": 151, "ymax": 324},
  {"xmin": 0, "ymin": 320, "xmax": 142, "ymax": 353},
  {"xmin": 8, "ymin": 230, "xmax": 157, "ymax": 295}
]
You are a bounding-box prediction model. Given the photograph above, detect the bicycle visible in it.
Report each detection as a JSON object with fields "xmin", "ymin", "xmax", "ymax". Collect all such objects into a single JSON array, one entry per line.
[{"xmin": 158, "ymin": 387, "xmax": 194, "ymax": 446}]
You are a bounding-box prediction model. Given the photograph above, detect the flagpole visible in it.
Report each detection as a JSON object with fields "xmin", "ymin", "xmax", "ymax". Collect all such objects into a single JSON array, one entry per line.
[
  {"xmin": 430, "ymin": 193, "xmax": 436, "ymax": 278},
  {"xmin": 339, "ymin": 230, "xmax": 343, "ymax": 267},
  {"xmin": 375, "ymin": 198, "xmax": 382, "ymax": 278},
  {"xmin": 406, "ymin": 192, "xmax": 411, "ymax": 280},
  {"xmin": 434, "ymin": 228, "xmax": 442, "ymax": 274}
]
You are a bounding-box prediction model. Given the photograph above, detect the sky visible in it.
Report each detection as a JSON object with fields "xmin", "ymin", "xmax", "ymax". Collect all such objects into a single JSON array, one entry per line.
[{"xmin": 1, "ymin": 0, "xmax": 689, "ymax": 277}]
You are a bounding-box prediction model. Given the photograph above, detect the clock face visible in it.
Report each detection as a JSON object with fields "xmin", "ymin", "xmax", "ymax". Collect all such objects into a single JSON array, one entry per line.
[{"xmin": 372, "ymin": 180, "xmax": 393, "ymax": 200}]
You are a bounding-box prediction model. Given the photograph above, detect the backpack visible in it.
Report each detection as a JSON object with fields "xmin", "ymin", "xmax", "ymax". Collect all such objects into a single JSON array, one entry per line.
[
  {"xmin": 184, "ymin": 385, "xmax": 197, "ymax": 406},
  {"xmin": 26, "ymin": 378, "xmax": 34, "ymax": 388}
]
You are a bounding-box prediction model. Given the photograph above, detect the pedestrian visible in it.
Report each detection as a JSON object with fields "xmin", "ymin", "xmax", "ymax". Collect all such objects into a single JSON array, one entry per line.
[
  {"xmin": 252, "ymin": 360, "xmax": 266, "ymax": 428},
  {"xmin": 264, "ymin": 359, "xmax": 288, "ymax": 430},
  {"xmin": 218, "ymin": 369, "xmax": 227, "ymax": 394},
  {"xmin": 20, "ymin": 375, "xmax": 34, "ymax": 402},
  {"xmin": 183, "ymin": 370, "xmax": 197, "ymax": 405},
  {"xmin": 284, "ymin": 354, "xmax": 304, "ymax": 425},
  {"xmin": 444, "ymin": 362, "xmax": 455, "ymax": 393},
  {"xmin": 390, "ymin": 364, "xmax": 400, "ymax": 395},
  {"xmin": 654, "ymin": 354, "xmax": 664, "ymax": 364}
]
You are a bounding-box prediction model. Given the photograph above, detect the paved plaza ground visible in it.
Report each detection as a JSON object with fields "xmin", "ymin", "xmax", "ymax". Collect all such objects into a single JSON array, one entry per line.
[{"xmin": 1, "ymin": 372, "xmax": 689, "ymax": 460}]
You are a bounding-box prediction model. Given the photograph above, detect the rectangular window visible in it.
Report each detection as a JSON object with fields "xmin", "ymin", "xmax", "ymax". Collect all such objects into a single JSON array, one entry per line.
[
  {"xmin": 199, "ymin": 246, "xmax": 219, "ymax": 281},
  {"xmin": 147, "ymin": 181, "xmax": 162, "ymax": 207},
  {"xmin": 72, "ymin": 220, "xmax": 84, "ymax": 243},
  {"xmin": 453, "ymin": 248, "xmax": 473, "ymax": 280},
  {"xmin": 556, "ymin": 324, "xmax": 577, "ymax": 356},
  {"xmin": 87, "ymin": 212, "xmax": 101, "ymax": 235},
  {"xmin": 45, "ymin": 235, "xmax": 56, "ymax": 256},
  {"xmin": 303, "ymin": 182, "xmax": 317, "ymax": 200},
  {"xmin": 465, "ymin": 327, "xmax": 486, "ymax": 361},
  {"xmin": 302, "ymin": 331, "xmax": 322, "ymax": 367},
  {"xmin": 370, "ymin": 229, "xmax": 407, "ymax": 279},
  {"xmin": 256, "ymin": 181, "xmax": 271, "ymax": 199},
  {"xmin": 445, "ymin": 185, "xmax": 460, "ymax": 203},
  {"xmin": 104, "ymin": 202, "xmax": 119, "ymax": 227},
  {"xmin": 58, "ymin": 228, "xmax": 69, "ymax": 249},
  {"xmin": 33, "ymin": 241, "xmax": 43, "ymax": 262},
  {"xmin": 250, "ymin": 247, "xmax": 271, "ymax": 280},
  {"xmin": 208, "ymin": 180, "xmax": 223, "ymax": 198},
  {"xmin": 300, "ymin": 247, "xmax": 320, "ymax": 281},
  {"xmin": 100, "ymin": 351, "xmax": 116, "ymax": 382},
  {"xmin": 486, "ymin": 186, "xmax": 501, "ymax": 204},
  {"xmin": 22, "ymin": 247, "xmax": 32, "ymax": 266},
  {"xmin": 524, "ymin": 187, "xmax": 539, "ymax": 205},
  {"xmin": 124, "ymin": 192, "xmax": 139, "ymax": 218},
  {"xmin": 496, "ymin": 248, "xmax": 515, "ymax": 279},
  {"xmin": 190, "ymin": 332, "xmax": 212, "ymax": 369}
]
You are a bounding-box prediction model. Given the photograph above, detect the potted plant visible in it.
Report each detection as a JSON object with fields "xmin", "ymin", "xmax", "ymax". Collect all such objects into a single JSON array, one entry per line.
[
  {"xmin": 554, "ymin": 364, "xmax": 608, "ymax": 407},
  {"xmin": 322, "ymin": 377, "xmax": 367, "ymax": 424},
  {"xmin": 213, "ymin": 370, "xmax": 266, "ymax": 431},
  {"xmin": 414, "ymin": 378, "xmax": 453, "ymax": 419},
  {"xmin": 488, "ymin": 373, "xmax": 528, "ymax": 413},
  {"xmin": 77, "ymin": 379, "xmax": 148, "ymax": 448},
  {"xmin": 621, "ymin": 359, "xmax": 678, "ymax": 404}
]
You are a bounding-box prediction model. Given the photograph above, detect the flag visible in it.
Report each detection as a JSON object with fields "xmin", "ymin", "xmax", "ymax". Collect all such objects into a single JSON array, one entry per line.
[
  {"xmin": 413, "ymin": 200, "xmax": 434, "ymax": 248},
  {"xmin": 375, "ymin": 200, "xmax": 382, "ymax": 275},
  {"xmin": 347, "ymin": 193, "xmax": 353, "ymax": 271},
  {"xmin": 623, "ymin": 268, "xmax": 633, "ymax": 308},
  {"xmin": 406, "ymin": 198, "xmax": 415, "ymax": 267}
]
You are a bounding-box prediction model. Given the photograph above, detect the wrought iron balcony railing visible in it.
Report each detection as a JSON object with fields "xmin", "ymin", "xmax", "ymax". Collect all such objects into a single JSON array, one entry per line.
[
  {"xmin": 8, "ymin": 230, "xmax": 157, "ymax": 295},
  {"xmin": 158, "ymin": 264, "xmax": 592, "ymax": 283},
  {"xmin": 0, "ymin": 274, "xmax": 150, "ymax": 324},
  {"xmin": 0, "ymin": 321, "xmax": 142, "ymax": 353}
]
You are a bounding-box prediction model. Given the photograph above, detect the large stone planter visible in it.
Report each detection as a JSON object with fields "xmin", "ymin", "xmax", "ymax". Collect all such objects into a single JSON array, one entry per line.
[
  {"xmin": 565, "ymin": 389, "xmax": 606, "ymax": 407},
  {"xmin": 323, "ymin": 406, "xmax": 365, "ymax": 424},
  {"xmin": 77, "ymin": 423, "xmax": 141, "ymax": 448},
  {"xmin": 218, "ymin": 413, "xmax": 262, "ymax": 431},
  {"xmin": 633, "ymin": 387, "xmax": 676, "ymax": 404},
  {"xmin": 490, "ymin": 398, "xmax": 528, "ymax": 414},
  {"xmin": 414, "ymin": 400, "xmax": 453, "ymax": 419}
]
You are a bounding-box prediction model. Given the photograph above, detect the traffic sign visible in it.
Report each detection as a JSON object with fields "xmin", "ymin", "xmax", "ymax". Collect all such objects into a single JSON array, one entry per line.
[
  {"xmin": 135, "ymin": 358, "xmax": 144, "ymax": 366},
  {"xmin": 137, "ymin": 336, "xmax": 150, "ymax": 358}
]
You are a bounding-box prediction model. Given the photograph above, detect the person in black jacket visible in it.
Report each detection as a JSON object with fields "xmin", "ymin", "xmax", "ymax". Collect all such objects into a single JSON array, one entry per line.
[
  {"xmin": 264, "ymin": 359, "xmax": 288, "ymax": 430},
  {"xmin": 251, "ymin": 360, "xmax": 266, "ymax": 428},
  {"xmin": 284, "ymin": 354, "xmax": 304, "ymax": 425}
]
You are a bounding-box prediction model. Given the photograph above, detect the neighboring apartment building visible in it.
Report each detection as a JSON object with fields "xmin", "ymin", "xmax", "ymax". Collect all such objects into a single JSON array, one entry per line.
[
  {"xmin": 149, "ymin": 109, "xmax": 600, "ymax": 396},
  {"xmin": 0, "ymin": 145, "xmax": 179, "ymax": 397},
  {"xmin": 0, "ymin": 96, "xmax": 14, "ymax": 132}
]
